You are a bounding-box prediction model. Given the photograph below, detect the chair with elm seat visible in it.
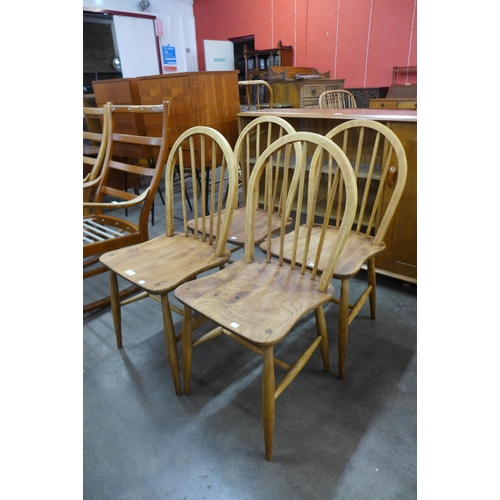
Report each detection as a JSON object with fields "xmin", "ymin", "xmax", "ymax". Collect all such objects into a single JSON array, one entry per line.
[
  {"xmin": 99, "ymin": 126, "xmax": 239, "ymax": 395},
  {"xmin": 175, "ymin": 131, "xmax": 357, "ymax": 460}
]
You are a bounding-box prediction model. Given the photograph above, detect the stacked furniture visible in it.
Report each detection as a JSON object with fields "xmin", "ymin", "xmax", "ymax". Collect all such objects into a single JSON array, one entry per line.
[{"xmin": 243, "ymin": 40, "xmax": 293, "ymax": 80}]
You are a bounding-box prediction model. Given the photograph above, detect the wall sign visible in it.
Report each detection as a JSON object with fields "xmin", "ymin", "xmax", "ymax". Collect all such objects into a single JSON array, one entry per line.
[
  {"xmin": 155, "ymin": 20, "xmax": 164, "ymax": 37},
  {"xmin": 162, "ymin": 45, "xmax": 177, "ymax": 72}
]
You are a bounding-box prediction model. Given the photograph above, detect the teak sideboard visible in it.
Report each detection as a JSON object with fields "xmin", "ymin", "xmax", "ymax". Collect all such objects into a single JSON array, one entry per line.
[
  {"xmin": 238, "ymin": 108, "xmax": 417, "ymax": 283},
  {"xmin": 93, "ymin": 71, "xmax": 241, "ymax": 153}
]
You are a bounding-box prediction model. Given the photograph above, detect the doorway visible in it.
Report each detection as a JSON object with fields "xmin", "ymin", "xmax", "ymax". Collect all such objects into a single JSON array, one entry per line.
[{"xmin": 229, "ymin": 35, "xmax": 254, "ymax": 80}]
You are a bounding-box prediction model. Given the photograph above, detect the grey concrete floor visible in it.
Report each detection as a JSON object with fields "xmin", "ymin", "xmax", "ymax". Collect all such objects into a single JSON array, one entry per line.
[{"xmin": 83, "ymin": 184, "xmax": 417, "ymax": 499}]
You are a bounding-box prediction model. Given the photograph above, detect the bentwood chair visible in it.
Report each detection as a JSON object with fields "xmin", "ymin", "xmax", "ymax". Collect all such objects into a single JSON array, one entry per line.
[
  {"xmin": 83, "ymin": 104, "xmax": 109, "ymax": 210},
  {"xmin": 261, "ymin": 119, "xmax": 408, "ymax": 379},
  {"xmin": 83, "ymin": 102, "xmax": 170, "ymax": 313},
  {"xmin": 175, "ymin": 132, "xmax": 357, "ymax": 460},
  {"xmin": 99, "ymin": 126, "xmax": 239, "ymax": 395},
  {"xmin": 319, "ymin": 89, "xmax": 357, "ymax": 109},
  {"xmin": 239, "ymin": 80, "xmax": 274, "ymax": 110}
]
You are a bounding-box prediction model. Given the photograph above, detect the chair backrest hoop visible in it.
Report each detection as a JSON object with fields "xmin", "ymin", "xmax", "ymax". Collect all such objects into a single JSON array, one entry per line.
[
  {"xmin": 244, "ymin": 131, "xmax": 358, "ymax": 292},
  {"xmin": 325, "ymin": 119, "xmax": 407, "ymax": 246},
  {"xmin": 234, "ymin": 115, "xmax": 298, "ymax": 207},
  {"xmin": 239, "ymin": 80, "xmax": 274, "ymax": 109},
  {"xmin": 165, "ymin": 125, "xmax": 239, "ymax": 258},
  {"xmin": 319, "ymin": 89, "xmax": 357, "ymax": 109}
]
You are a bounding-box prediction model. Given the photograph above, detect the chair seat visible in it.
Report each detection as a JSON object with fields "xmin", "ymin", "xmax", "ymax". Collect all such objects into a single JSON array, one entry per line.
[
  {"xmin": 83, "ymin": 214, "xmax": 141, "ymax": 258},
  {"xmin": 175, "ymin": 257, "xmax": 334, "ymax": 346},
  {"xmin": 100, "ymin": 233, "xmax": 232, "ymax": 295},
  {"xmin": 260, "ymin": 225, "xmax": 386, "ymax": 280},
  {"xmin": 188, "ymin": 207, "xmax": 292, "ymax": 246}
]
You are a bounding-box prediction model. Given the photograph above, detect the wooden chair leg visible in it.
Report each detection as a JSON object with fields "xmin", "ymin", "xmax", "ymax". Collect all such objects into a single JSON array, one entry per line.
[
  {"xmin": 315, "ymin": 306, "xmax": 330, "ymax": 373},
  {"xmin": 263, "ymin": 346, "xmax": 276, "ymax": 461},
  {"xmin": 338, "ymin": 279, "xmax": 349, "ymax": 380},
  {"xmin": 367, "ymin": 257, "xmax": 377, "ymax": 320},
  {"xmin": 160, "ymin": 294, "xmax": 182, "ymax": 396},
  {"xmin": 182, "ymin": 305, "xmax": 193, "ymax": 395},
  {"xmin": 109, "ymin": 270, "xmax": 123, "ymax": 349}
]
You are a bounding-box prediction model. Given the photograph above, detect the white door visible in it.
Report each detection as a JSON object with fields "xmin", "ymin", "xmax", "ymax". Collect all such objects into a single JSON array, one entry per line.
[{"xmin": 203, "ymin": 40, "xmax": 234, "ymax": 71}]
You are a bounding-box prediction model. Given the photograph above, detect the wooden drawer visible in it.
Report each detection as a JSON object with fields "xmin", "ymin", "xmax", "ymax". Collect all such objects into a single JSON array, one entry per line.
[
  {"xmin": 302, "ymin": 99, "xmax": 320, "ymax": 108},
  {"xmin": 397, "ymin": 100, "xmax": 417, "ymax": 109},
  {"xmin": 301, "ymin": 83, "xmax": 326, "ymax": 99},
  {"xmin": 370, "ymin": 98, "xmax": 416, "ymax": 109}
]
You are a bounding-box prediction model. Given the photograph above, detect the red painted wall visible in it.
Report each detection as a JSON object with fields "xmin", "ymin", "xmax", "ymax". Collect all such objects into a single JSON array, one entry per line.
[{"xmin": 193, "ymin": 0, "xmax": 417, "ymax": 88}]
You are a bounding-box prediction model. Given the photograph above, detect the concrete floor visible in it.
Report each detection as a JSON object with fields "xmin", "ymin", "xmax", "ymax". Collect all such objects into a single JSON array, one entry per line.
[{"xmin": 83, "ymin": 185, "xmax": 417, "ymax": 499}]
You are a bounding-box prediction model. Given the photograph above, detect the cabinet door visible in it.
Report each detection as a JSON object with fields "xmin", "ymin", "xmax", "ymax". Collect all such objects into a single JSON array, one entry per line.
[{"xmin": 376, "ymin": 132, "xmax": 417, "ymax": 282}]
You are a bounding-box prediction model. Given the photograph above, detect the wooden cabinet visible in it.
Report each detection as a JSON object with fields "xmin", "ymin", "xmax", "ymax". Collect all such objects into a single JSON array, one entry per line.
[
  {"xmin": 267, "ymin": 66, "xmax": 344, "ymax": 108},
  {"xmin": 237, "ymin": 108, "xmax": 417, "ymax": 283},
  {"xmin": 370, "ymin": 84, "xmax": 417, "ymax": 109},
  {"xmin": 271, "ymin": 79, "xmax": 345, "ymax": 108},
  {"xmin": 370, "ymin": 98, "xmax": 416, "ymax": 109},
  {"xmin": 243, "ymin": 42, "xmax": 293, "ymax": 80},
  {"xmin": 92, "ymin": 70, "xmax": 241, "ymax": 153}
]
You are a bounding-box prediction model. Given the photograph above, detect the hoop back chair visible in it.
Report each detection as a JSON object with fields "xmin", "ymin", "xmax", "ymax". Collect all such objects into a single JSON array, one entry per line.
[
  {"xmin": 319, "ymin": 89, "xmax": 357, "ymax": 109},
  {"xmin": 239, "ymin": 80, "xmax": 274, "ymax": 110},
  {"xmin": 83, "ymin": 102, "xmax": 170, "ymax": 313},
  {"xmin": 225, "ymin": 115, "xmax": 300, "ymax": 255},
  {"xmin": 99, "ymin": 126, "xmax": 239, "ymax": 395},
  {"xmin": 175, "ymin": 131, "xmax": 358, "ymax": 460},
  {"xmin": 83, "ymin": 104, "xmax": 109, "ymax": 211},
  {"xmin": 261, "ymin": 119, "xmax": 408, "ymax": 379}
]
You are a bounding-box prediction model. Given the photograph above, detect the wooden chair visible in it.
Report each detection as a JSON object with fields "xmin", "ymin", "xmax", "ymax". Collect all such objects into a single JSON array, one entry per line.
[
  {"xmin": 211, "ymin": 115, "xmax": 300, "ymax": 257},
  {"xmin": 239, "ymin": 80, "xmax": 274, "ymax": 110},
  {"xmin": 83, "ymin": 104, "xmax": 109, "ymax": 211},
  {"xmin": 261, "ymin": 119, "xmax": 408, "ymax": 379},
  {"xmin": 319, "ymin": 89, "xmax": 357, "ymax": 109},
  {"xmin": 99, "ymin": 126, "xmax": 239, "ymax": 396},
  {"xmin": 83, "ymin": 102, "xmax": 170, "ymax": 313},
  {"xmin": 175, "ymin": 132, "xmax": 358, "ymax": 460}
]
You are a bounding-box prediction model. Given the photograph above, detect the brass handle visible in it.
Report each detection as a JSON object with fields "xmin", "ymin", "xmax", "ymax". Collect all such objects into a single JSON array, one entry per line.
[{"xmin": 387, "ymin": 166, "xmax": 397, "ymax": 186}]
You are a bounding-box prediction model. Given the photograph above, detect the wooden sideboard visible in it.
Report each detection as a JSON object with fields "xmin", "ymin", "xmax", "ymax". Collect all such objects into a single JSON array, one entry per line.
[
  {"xmin": 369, "ymin": 83, "xmax": 417, "ymax": 109},
  {"xmin": 93, "ymin": 71, "xmax": 241, "ymax": 153},
  {"xmin": 237, "ymin": 108, "xmax": 417, "ymax": 283},
  {"xmin": 270, "ymin": 79, "xmax": 345, "ymax": 108},
  {"xmin": 370, "ymin": 98, "xmax": 416, "ymax": 109},
  {"xmin": 267, "ymin": 66, "xmax": 344, "ymax": 108}
]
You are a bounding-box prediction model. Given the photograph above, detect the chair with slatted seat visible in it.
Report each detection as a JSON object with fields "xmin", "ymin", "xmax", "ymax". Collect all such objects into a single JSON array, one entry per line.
[
  {"xmin": 83, "ymin": 102, "xmax": 170, "ymax": 313},
  {"xmin": 319, "ymin": 89, "xmax": 357, "ymax": 109},
  {"xmin": 175, "ymin": 131, "xmax": 357, "ymax": 460},
  {"xmin": 260, "ymin": 119, "xmax": 408, "ymax": 380},
  {"xmin": 99, "ymin": 126, "xmax": 239, "ymax": 395},
  {"xmin": 83, "ymin": 104, "xmax": 109, "ymax": 212},
  {"xmin": 239, "ymin": 80, "xmax": 274, "ymax": 110}
]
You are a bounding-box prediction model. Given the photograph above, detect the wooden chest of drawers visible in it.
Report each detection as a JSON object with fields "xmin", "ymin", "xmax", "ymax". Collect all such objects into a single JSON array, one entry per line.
[
  {"xmin": 369, "ymin": 98, "xmax": 417, "ymax": 109},
  {"xmin": 270, "ymin": 79, "xmax": 345, "ymax": 108}
]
